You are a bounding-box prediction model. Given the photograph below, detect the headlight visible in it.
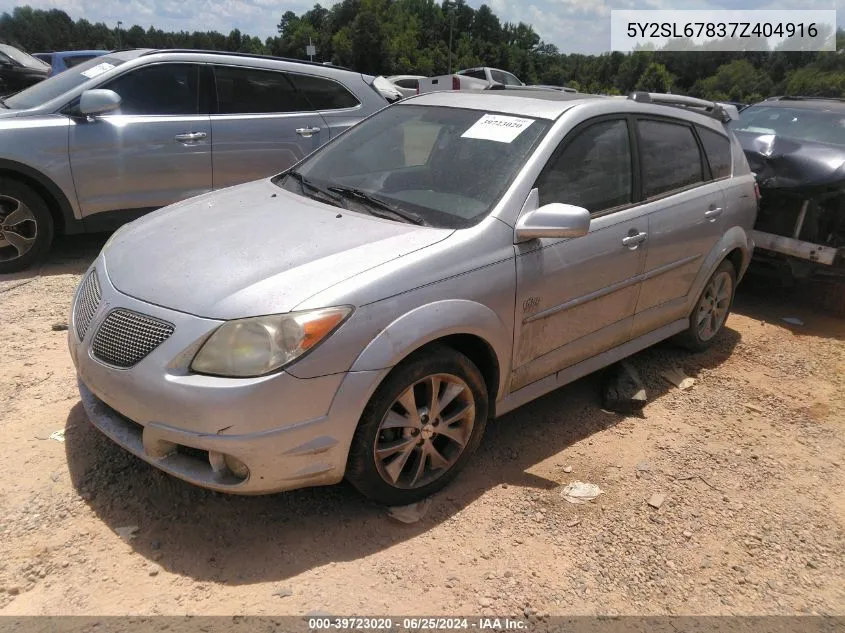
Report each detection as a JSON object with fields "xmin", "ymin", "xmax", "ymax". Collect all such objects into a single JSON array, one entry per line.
[{"xmin": 191, "ymin": 306, "xmax": 352, "ymax": 377}]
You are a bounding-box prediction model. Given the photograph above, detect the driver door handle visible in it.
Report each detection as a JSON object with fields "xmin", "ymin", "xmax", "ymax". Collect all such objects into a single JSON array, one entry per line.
[
  {"xmin": 622, "ymin": 232, "xmax": 648, "ymax": 248},
  {"xmin": 705, "ymin": 207, "xmax": 723, "ymax": 220},
  {"xmin": 295, "ymin": 126, "xmax": 321, "ymax": 137},
  {"xmin": 174, "ymin": 132, "xmax": 207, "ymax": 142}
]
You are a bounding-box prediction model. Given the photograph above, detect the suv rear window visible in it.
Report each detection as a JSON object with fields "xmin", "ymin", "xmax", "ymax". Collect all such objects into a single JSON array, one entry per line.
[
  {"xmin": 65, "ymin": 55, "xmax": 99, "ymax": 68},
  {"xmin": 638, "ymin": 119, "xmax": 704, "ymax": 198},
  {"xmin": 697, "ymin": 126, "xmax": 732, "ymax": 179},
  {"xmin": 461, "ymin": 69, "xmax": 487, "ymax": 81}
]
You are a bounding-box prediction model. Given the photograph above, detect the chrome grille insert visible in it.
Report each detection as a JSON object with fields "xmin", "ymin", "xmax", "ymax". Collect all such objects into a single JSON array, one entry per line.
[
  {"xmin": 92, "ymin": 309, "xmax": 175, "ymax": 368},
  {"xmin": 73, "ymin": 270, "xmax": 101, "ymax": 341}
]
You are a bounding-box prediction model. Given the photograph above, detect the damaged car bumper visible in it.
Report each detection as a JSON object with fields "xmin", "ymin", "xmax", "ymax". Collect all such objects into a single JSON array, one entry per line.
[
  {"xmin": 734, "ymin": 123, "xmax": 845, "ymax": 277},
  {"xmin": 67, "ymin": 259, "xmax": 380, "ymax": 494}
]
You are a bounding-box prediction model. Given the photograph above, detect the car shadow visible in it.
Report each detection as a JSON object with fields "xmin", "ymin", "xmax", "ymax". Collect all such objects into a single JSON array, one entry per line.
[
  {"xmin": 734, "ymin": 274, "xmax": 845, "ymax": 343},
  {"xmin": 64, "ymin": 326, "xmax": 740, "ymax": 586},
  {"xmin": 0, "ymin": 233, "xmax": 107, "ymax": 285}
]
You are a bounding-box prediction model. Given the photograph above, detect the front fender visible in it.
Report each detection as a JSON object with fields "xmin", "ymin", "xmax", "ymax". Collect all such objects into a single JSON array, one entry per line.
[
  {"xmin": 684, "ymin": 226, "xmax": 753, "ymax": 316},
  {"xmin": 349, "ymin": 299, "xmax": 512, "ymax": 400}
]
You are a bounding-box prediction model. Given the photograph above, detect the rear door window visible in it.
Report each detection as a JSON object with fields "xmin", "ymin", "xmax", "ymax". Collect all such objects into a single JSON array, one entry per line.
[
  {"xmin": 696, "ymin": 126, "xmax": 732, "ymax": 179},
  {"xmin": 637, "ymin": 119, "xmax": 704, "ymax": 198},
  {"xmin": 212, "ymin": 65, "xmax": 309, "ymax": 114}
]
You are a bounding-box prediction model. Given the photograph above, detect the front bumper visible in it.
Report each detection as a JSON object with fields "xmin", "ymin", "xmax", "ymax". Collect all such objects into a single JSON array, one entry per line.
[{"xmin": 69, "ymin": 258, "xmax": 385, "ymax": 495}]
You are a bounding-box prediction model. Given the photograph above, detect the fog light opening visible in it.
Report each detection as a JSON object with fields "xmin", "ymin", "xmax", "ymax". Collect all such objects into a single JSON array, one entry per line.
[
  {"xmin": 224, "ymin": 455, "xmax": 249, "ymax": 480},
  {"xmin": 208, "ymin": 451, "xmax": 250, "ymax": 481}
]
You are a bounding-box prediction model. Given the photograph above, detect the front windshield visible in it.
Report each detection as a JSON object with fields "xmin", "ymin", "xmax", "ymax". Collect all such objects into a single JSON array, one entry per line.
[
  {"xmin": 0, "ymin": 44, "xmax": 49, "ymax": 70},
  {"xmin": 5, "ymin": 54, "xmax": 126, "ymax": 110},
  {"xmin": 277, "ymin": 104, "xmax": 551, "ymax": 228},
  {"xmin": 729, "ymin": 105, "xmax": 845, "ymax": 146}
]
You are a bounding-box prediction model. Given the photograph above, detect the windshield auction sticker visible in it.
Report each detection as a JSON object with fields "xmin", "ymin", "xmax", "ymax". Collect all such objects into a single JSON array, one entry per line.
[
  {"xmin": 461, "ymin": 114, "xmax": 535, "ymax": 143},
  {"xmin": 81, "ymin": 62, "xmax": 116, "ymax": 79}
]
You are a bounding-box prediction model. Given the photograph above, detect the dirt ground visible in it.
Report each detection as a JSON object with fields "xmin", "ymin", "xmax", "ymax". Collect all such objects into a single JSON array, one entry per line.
[{"xmin": 0, "ymin": 235, "xmax": 843, "ymax": 617}]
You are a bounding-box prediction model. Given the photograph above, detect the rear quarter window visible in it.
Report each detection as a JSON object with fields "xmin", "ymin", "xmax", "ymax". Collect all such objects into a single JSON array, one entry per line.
[
  {"xmin": 288, "ymin": 73, "xmax": 360, "ymax": 110},
  {"xmin": 697, "ymin": 126, "xmax": 732, "ymax": 179}
]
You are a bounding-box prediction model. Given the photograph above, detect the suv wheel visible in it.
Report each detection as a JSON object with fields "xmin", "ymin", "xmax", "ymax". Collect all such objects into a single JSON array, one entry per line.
[
  {"xmin": 346, "ymin": 346, "xmax": 489, "ymax": 505},
  {"xmin": 0, "ymin": 179, "xmax": 54, "ymax": 274},
  {"xmin": 677, "ymin": 259, "xmax": 737, "ymax": 351}
]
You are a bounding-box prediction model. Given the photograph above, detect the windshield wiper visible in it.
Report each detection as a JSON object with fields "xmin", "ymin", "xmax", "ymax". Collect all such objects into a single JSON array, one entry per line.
[
  {"xmin": 327, "ymin": 186, "xmax": 425, "ymax": 225},
  {"xmin": 286, "ymin": 170, "xmax": 345, "ymax": 209}
]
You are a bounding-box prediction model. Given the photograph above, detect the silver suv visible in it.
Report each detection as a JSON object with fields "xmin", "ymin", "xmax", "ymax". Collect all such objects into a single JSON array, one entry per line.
[
  {"xmin": 0, "ymin": 49, "xmax": 388, "ymax": 273},
  {"xmin": 70, "ymin": 90, "xmax": 757, "ymax": 505}
]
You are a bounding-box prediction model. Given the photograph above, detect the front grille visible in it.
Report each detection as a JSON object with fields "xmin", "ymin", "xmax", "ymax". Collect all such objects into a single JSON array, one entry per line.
[
  {"xmin": 92, "ymin": 309, "xmax": 175, "ymax": 368},
  {"xmin": 73, "ymin": 270, "xmax": 101, "ymax": 340}
]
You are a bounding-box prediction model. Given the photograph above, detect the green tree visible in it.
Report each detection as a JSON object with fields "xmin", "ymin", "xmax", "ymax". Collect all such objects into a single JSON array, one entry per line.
[{"xmin": 635, "ymin": 62, "xmax": 673, "ymax": 92}]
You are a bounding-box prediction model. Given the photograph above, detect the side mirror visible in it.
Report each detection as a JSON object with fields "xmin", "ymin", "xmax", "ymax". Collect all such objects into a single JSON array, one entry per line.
[
  {"xmin": 78, "ymin": 89, "xmax": 122, "ymax": 117},
  {"xmin": 514, "ymin": 203, "xmax": 591, "ymax": 243}
]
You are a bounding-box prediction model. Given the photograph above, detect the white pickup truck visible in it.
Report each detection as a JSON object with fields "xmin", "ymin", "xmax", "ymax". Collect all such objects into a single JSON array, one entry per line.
[{"xmin": 416, "ymin": 66, "xmax": 524, "ymax": 94}]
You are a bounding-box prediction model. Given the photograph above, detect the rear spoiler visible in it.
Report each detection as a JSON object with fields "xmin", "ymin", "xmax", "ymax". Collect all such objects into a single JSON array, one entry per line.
[{"xmin": 628, "ymin": 92, "xmax": 739, "ymax": 123}]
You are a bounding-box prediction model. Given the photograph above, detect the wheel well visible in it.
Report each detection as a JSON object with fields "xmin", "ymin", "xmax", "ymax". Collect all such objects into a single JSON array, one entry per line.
[
  {"xmin": 0, "ymin": 168, "xmax": 69, "ymax": 235},
  {"xmin": 410, "ymin": 334, "xmax": 500, "ymax": 412},
  {"xmin": 726, "ymin": 247, "xmax": 744, "ymax": 276}
]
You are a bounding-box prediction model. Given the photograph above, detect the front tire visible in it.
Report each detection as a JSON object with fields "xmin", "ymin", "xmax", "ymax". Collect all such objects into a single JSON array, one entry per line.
[
  {"xmin": 676, "ymin": 259, "xmax": 737, "ymax": 352},
  {"xmin": 346, "ymin": 346, "xmax": 489, "ymax": 506},
  {"xmin": 0, "ymin": 179, "xmax": 54, "ymax": 274}
]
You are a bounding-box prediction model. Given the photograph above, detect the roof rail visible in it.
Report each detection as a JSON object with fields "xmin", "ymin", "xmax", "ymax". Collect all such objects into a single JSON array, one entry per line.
[
  {"xmin": 766, "ymin": 95, "xmax": 845, "ymax": 103},
  {"xmin": 628, "ymin": 91, "xmax": 738, "ymax": 122},
  {"xmin": 140, "ymin": 48, "xmax": 353, "ymax": 71}
]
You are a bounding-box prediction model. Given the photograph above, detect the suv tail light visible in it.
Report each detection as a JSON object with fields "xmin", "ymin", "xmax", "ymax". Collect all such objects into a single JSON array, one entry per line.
[
  {"xmin": 452, "ymin": 76, "xmax": 460, "ymax": 91},
  {"xmin": 753, "ymin": 182, "xmax": 761, "ymax": 202}
]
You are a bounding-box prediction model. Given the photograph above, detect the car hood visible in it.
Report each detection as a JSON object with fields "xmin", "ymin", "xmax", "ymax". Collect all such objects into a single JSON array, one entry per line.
[
  {"xmin": 734, "ymin": 130, "xmax": 845, "ymax": 193},
  {"xmin": 104, "ymin": 179, "xmax": 453, "ymax": 320}
]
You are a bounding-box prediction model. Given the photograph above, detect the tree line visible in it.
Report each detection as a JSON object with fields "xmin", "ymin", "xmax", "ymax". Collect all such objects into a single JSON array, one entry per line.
[{"xmin": 2, "ymin": 1, "xmax": 843, "ymax": 102}]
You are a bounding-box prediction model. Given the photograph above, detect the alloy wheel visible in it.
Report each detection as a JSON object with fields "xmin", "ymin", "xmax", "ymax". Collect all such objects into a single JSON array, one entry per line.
[
  {"xmin": 696, "ymin": 270, "xmax": 733, "ymax": 342},
  {"xmin": 374, "ymin": 373, "xmax": 476, "ymax": 490},
  {"xmin": 0, "ymin": 195, "xmax": 38, "ymax": 263}
]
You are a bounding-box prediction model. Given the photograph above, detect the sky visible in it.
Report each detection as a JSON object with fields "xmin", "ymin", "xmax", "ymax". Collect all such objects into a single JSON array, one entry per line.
[{"xmin": 9, "ymin": 0, "xmax": 845, "ymax": 55}]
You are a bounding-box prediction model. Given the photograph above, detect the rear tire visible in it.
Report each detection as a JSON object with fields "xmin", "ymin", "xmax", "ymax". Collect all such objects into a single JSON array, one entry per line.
[
  {"xmin": 346, "ymin": 346, "xmax": 489, "ymax": 506},
  {"xmin": 0, "ymin": 179, "xmax": 54, "ymax": 274},
  {"xmin": 676, "ymin": 259, "xmax": 737, "ymax": 352}
]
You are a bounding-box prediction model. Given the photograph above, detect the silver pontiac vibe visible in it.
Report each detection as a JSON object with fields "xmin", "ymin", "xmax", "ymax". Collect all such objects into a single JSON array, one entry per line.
[{"xmin": 69, "ymin": 90, "xmax": 757, "ymax": 505}]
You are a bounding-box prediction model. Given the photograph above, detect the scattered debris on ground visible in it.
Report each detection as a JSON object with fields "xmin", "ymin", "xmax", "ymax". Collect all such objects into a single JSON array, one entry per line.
[
  {"xmin": 647, "ymin": 493, "xmax": 666, "ymax": 509},
  {"xmin": 661, "ymin": 367, "xmax": 696, "ymax": 390},
  {"xmin": 560, "ymin": 481, "xmax": 604, "ymax": 504},
  {"xmin": 114, "ymin": 526, "xmax": 139, "ymax": 542},
  {"xmin": 387, "ymin": 498, "xmax": 432, "ymax": 524}
]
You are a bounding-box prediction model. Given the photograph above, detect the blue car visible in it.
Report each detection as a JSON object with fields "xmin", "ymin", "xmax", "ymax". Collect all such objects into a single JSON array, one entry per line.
[{"xmin": 32, "ymin": 50, "xmax": 109, "ymax": 76}]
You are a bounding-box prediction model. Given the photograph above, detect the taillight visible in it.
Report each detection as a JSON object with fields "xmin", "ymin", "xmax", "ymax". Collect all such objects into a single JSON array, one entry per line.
[
  {"xmin": 753, "ymin": 182, "xmax": 761, "ymax": 202},
  {"xmin": 452, "ymin": 76, "xmax": 460, "ymax": 90}
]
